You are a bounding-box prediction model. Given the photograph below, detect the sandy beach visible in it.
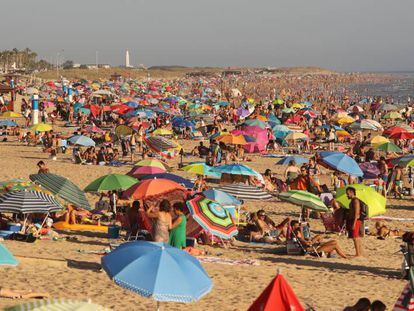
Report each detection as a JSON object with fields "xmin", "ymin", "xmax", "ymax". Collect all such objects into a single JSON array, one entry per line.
[{"xmin": 0, "ymin": 131, "xmax": 412, "ymax": 310}]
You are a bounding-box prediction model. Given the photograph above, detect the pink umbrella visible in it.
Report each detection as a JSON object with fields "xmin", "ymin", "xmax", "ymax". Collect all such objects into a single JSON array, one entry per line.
[
  {"xmin": 84, "ymin": 124, "xmax": 105, "ymax": 134},
  {"xmin": 127, "ymin": 166, "xmax": 166, "ymax": 178},
  {"xmin": 43, "ymin": 101, "xmax": 55, "ymax": 108}
]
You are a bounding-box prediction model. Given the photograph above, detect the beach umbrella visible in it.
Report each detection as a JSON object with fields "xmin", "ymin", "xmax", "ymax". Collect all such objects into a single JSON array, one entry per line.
[
  {"xmin": 0, "ymin": 179, "xmax": 46, "ymax": 193},
  {"xmin": 26, "ymin": 87, "xmax": 39, "ymax": 95},
  {"xmin": 348, "ymin": 105, "xmax": 364, "ymax": 113},
  {"xmin": 393, "ymin": 283, "xmax": 414, "ymax": 311},
  {"xmin": 371, "ymin": 135, "xmax": 390, "ymax": 147},
  {"xmin": 337, "ymin": 116, "xmax": 355, "ymax": 125},
  {"xmin": 29, "ymin": 173, "xmax": 91, "ymax": 210},
  {"xmin": 381, "ymin": 103, "xmax": 398, "ymax": 111},
  {"xmin": 215, "ymin": 164, "xmax": 258, "ymax": 176},
  {"xmin": 115, "ymin": 125, "xmax": 133, "ymax": 137},
  {"xmin": 182, "ymin": 163, "xmax": 221, "ymax": 178},
  {"xmin": 122, "ymin": 178, "xmax": 185, "ymax": 200},
  {"xmin": 145, "ymin": 136, "xmax": 178, "ymax": 150},
  {"xmin": 187, "ymin": 196, "xmax": 238, "ymax": 239},
  {"xmin": 102, "ymin": 241, "xmax": 212, "ymax": 303},
  {"xmin": 389, "ymin": 130, "xmax": 414, "ymax": 140},
  {"xmin": 152, "ymin": 128, "xmax": 173, "ymax": 136},
  {"xmin": 318, "ymin": 151, "xmax": 363, "ymax": 177},
  {"xmin": 92, "ymin": 89, "xmax": 114, "ymax": 96},
  {"xmin": 30, "ymin": 123, "xmax": 52, "ymax": 132},
  {"xmin": 336, "ymin": 130, "xmax": 351, "ymax": 139},
  {"xmin": 217, "ymin": 134, "xmax": 247, "ymax": 145},
  {"xmin": 279, "ymin": 190, "xmax": 328, "ymax": 212},
  {"xmin": 139, "ymin": 173, "xmax": 194, "ymax": 189},
  {"xmin": 84, "ymin": 124, "xmax": 105, "ymax": 134},
  {"xmin": 248, "ymin": 273, "xmax": 304, "ymax": 311},
  {"xmin": 84, "ymin": 174, "xmax": 138, "ymax": 192},
  {"xmin": 202, "ymin": 189, "xmax": 241, "ymax": 207},
  {"xmin": 5, "ymin": 299, "xmax": 109, "ymax": 311},
  {"xmin": 358, "ymin": 162, "xmax": 381, "ymax": 179},
  {"xmin": 384, "ymin": 111, "xmax": 403, "ymax": 120},
  {"xmin": 284, "ymin": 132, "xmax": 307, "ymax": 141},
  {"xmin": 335, "ymin": 184, "xmax": 386, "ymax": 217},
  {"xmin": 135, "ymin": 159, "xmax": 170, "ymax": 170},
  {"xmin": 0, "ymin": 191, "xmax": 62, "ymax": 214},
  {"xmin": 391, "ymin": 155, "xmax": 414, "ymax": 167},
  {"xmin": 127, "ymin": 166, "xmax": 166, "ymax": 177},
  {"xmin": 376, "ymin": 142, "xmax": 402, "ymax": 153},
  {"xmin": 0, "ymin": 244, "xmax": 18, "ymax": 266},
  {"xmin": 349, "ymin": 120, "xmax": 379, "ymax": 131},
  {"xmin": 243, "ymin": 119, "xmax": 266, "ymax": 129},
  {"xmin": 216, "ymin": 183, "xmax": 272, "ymax": 201},
  {"xmin": 0, "ymin": 111, "xmax": 22, "ymax": 118},
  {"xmin": 68, "ymin": 135, "xmax": 96, "ymax": 147},
  {"xmin": 275, "ymin": 156, "xmax": 308, "ymax": 165},
  {"xmin": 0, "ymin": 120, "xmax": 17, "ymax": 127}
]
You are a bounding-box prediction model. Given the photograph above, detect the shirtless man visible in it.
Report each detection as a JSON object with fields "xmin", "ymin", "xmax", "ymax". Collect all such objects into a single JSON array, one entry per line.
[
  {"xmin": 393, "ymin": 164, "xmax": 403, "ymax": 198},
  {"xmin": 346, "ymin": 187, "xmax": 363, "ymax": 257}
]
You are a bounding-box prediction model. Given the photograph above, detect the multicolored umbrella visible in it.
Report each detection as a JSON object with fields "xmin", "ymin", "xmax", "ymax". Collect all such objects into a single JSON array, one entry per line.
[
  {"xmin": 139, "ymin": 173, "xmax": 194, "ymax": 189},
  {"xmin": 84, "ymin": 174, "xmax": 138, "ymax": 192},
  {"xmin": 182, "ymin": 163, "xmax": 221, "ymax": 178},
  {"xmin": 122, "ymin": 178, "xmax": 185, "ymax": 200},
  {"xmin": 284, "ymin": 132, "xmax": 308, "ymax": 141},
  {"xmin": 202, "ymin": 189, "xmax": 241, "ymax": 207},
  {"xmin": 217, "ymin": 134, "xmax": 247, "ymax": 145},
  {"xmin": 127, "ymin": 166, "xmax": 166, "ymax": 177},
  {"xmin": 335, "ymin": 184, "xmax": 386, "ymax": 217},
  {"xmin": 6, "ymin": 299, "xmax": 109, "ymax": 311},
  {"xmin": 215, "ymin": 164, "xmax": 257, "ymax": 176},
  {"xmin": 102, "ymin": 241, "xmax": 212, "ymax": 303},
  {"xmin": 359, "ymin": 162, "xmax": 381, "ymax": 179},
  {"xmin": 371, "ymin": 135, "xmax": 390, "ymax": 147},
  {"xmin": 135, "ymin": 159, "xmax": 170, "ymax": 170},
  {"xmin": 29, "ymin": 173, "xmax": 91, "ymax": 210},
  {"xmin": 279, "ymin": 190, "xmax": 328, "ymax": 212},
  {"xmin": 0, "ymin": 111, "xmax": 22, "ymax": 118},
  {"xmin": 187, "ymin": 196, "xmax": 238, "ymax": 239}
]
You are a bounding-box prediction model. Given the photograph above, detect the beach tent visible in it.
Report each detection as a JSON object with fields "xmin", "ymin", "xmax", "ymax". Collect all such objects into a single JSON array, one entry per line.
[
  {"xmin": 102, "ymin": 241, "xmax": 212, "ymax": 304},
  {"xmin": 248, "ymin": 273, "xmax": 304, "ymax": 311}
]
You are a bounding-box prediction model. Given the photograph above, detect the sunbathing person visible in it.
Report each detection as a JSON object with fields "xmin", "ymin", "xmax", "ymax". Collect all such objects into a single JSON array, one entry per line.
[
  {"xmin": 374, "ymin": 221, "xmax": 404, "ymax": 239},
  {"xmin": 290, "ymin": 220, "xmax": 348, "ymax": 258},
  {"xmin": 249, "ymin": 210, "xmax": 290, "ymax": 243},
  {"xmin": 0, "ymin": 287, "xmax": 49, "ymax": 299}
]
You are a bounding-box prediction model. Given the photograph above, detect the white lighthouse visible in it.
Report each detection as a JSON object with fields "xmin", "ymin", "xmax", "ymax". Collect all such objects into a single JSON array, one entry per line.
[{"xmin": 125, "ymin": 50, "xmax": 133, "ymax": 68}]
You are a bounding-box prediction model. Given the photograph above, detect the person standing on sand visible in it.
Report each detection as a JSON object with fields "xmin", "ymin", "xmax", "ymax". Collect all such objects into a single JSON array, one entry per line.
[{"xmin": 346, "ymin": 187, "xmax": 363, "ymax": 257}]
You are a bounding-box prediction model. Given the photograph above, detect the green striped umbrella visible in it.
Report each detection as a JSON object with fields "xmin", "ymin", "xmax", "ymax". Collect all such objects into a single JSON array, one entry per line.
[
  {"xmin": 278, "ymin": 190, "xmax": 328, "ymax": 211},
  {"xmin": 376, "ymin": 142, "xmax": 402, "ymax": 153},
  {"xmin": 84, "ymin": 174, "xmax": 138, "ymax": 192},
  {"xmin": 5, "ymin": 299, "xmax": 109, "ymax": 311},
  {"xmin": 30, "ymin": 174, "xmax": 91, "ymax": 210}
]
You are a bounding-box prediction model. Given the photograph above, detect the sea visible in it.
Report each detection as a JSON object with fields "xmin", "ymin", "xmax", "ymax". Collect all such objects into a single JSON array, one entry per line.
[{"xmin": 347, "ymin": 72, "xmax": 414, "ymax": 105}]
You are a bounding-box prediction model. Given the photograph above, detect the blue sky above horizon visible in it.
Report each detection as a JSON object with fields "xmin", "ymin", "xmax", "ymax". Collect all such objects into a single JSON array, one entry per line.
[{"xmin": 2, "ymin": 0, "xmax": 414, "ymax": 72}]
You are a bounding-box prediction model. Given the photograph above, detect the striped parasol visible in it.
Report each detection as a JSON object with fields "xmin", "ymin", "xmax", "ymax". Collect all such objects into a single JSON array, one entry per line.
[
  {"xmin": 29, "ymin": 173, "xmax": 91, "ymax": 210},
  {"xmin": 145, "ymin": 136, "xmax": 178, "ymax": 151},
  {"xmin": 216, "ymin": 183, "xmax": 273, "ymax": 201},
  {"xmin": 0, "ymin": 191, "xmax": 62, "ymax": 214},
  {"xmin": 186, "ymin": 196, "xmax": 238, "ymax": 239},
  {"xmin": 279, "ymin": 190, "xmax": 328, "ymax": 212},
  {"xmin": 394, "ymin": 283, "xmax": 414, "ymax": 311},
  {"xmin": 5, "ymin": 299, "xmax": 109, "ymax": 311}
]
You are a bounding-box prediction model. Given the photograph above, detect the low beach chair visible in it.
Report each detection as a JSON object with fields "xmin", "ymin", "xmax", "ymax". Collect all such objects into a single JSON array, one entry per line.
[
  {"xmin": 286, "ymin": 228, "xmax": 321, "ymax": 257},
  {"xmin": 320, "ymin": 213, "xmax": 346, "ymax": 235}
]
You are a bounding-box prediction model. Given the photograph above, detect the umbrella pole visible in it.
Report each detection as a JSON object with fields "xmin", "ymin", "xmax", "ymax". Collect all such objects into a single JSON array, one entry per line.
[{"xmin": 156, "ymin": 301, "xmax": 161, "ymax": 311}]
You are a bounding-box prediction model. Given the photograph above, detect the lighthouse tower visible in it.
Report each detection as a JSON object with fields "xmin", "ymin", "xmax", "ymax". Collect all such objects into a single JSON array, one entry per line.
[{"xmin": 125, "ymin": 50, "xmax": 132, "ymax": 68}]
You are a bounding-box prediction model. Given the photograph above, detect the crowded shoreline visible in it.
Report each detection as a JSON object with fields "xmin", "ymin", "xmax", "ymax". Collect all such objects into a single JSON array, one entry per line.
[{"xmin": 0, "ymin": 69, "xmax": 413, "ymax": 310}]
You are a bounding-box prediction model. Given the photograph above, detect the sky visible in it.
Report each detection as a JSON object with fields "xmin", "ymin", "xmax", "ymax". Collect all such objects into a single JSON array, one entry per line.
[{"xmin": 1, "ymin": 0, "xmax": 414, "ymax": 71}]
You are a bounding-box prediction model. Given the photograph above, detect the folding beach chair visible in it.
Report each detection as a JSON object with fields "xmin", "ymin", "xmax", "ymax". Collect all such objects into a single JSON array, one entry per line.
[
  {"xmin": 320, "ymin": 213, "xmax": 346, "ymax": 235},
  {"xmin": 286, "ymin": 228, "xmax": 321, "ymax": 258}
]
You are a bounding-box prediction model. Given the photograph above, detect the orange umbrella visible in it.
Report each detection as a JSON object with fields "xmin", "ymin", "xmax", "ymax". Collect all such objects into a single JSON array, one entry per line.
[
  {"xmin": 217, "ymin": 134, "xmax": 247, "ymax": 145},
  {"xmin": 122, "ymin": 179, "xmax": 185, "ymax": 200}
]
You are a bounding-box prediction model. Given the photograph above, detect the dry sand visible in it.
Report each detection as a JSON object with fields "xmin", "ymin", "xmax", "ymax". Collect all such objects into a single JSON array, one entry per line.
[{"xmin": 0, "ymin": 129, "xmax": 413, "ymax": 310}]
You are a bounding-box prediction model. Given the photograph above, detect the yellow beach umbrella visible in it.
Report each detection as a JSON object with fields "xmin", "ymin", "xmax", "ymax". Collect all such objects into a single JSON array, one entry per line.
[
  {"xmin": 336, "ymin": 130, "xmax": 351, "ymax": 138},
  {"xmin": 135, "ymin": 159, "xmax": 170, "ymax": 170},
  {"xmin": 30, "ymin": 123, "xmax": 52, "ymax": 132},
  {"xmin": 153, "ymin": 128, "xmax": 173, "ymax": 136},
  {"xmin": 333, "ymin": 111, "xmax": 349, "ymax": 119},
  {"xmin": 1, "ymin": 111, "xmax": 22, "ymax": 118},
  {"xmin": 383, "ymin": 111, "xmax": 402, "ymax": 120},
  {"xmin": 337, "ymin": 117, "xmax": 355, "ymax": 125},
  {"xmin": 256, "ymin": 115, "xmax": 268, "ymax": 122},
  {"xmin": 371, "ymin": 135, "xmax": 390, "ymax": 147},
  {"xmin": 292, "ymin": 103, "xmax": 303, "ymax": 110}
]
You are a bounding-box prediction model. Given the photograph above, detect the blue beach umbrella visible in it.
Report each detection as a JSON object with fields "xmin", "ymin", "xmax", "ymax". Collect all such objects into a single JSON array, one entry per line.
[
  {"xmin": 215, "ymin": 164, "xmax": 257, "ymax": 176},
  {"xmin": 202, "ymin": 188, "xmax": 241, "ymax": 207},
  {"xmin": 101, "ymin": 241, "xmax": 212, "ymax": 303},
  {"xmin": 319, "ymin": 151, "xmax": 363, "ymax": 177},
  {"xmin": 276, "ymin": 156, "xmax": 308, "ymax": 165},
  {"xmin": 68, "ymin": 135, "xmax": 96, "ymax": 147},
  {"xmin": 0, "ymin": 120, "xmax": 17, "ymax": 127},
  {"xmin": 0, "ymin": 244, "xmax": 18, "ymax": 266}
]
